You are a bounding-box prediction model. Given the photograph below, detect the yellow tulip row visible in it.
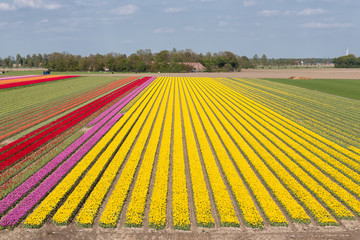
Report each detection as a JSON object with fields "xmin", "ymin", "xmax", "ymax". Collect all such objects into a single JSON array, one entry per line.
[
  {"xmin": 226, "ymin": 92, "xmax": 360, "ymax": 211},
  {"xmin": 219, "ymin": 78, "xmax": 360, "ymax": 148},
  {"xmin": 179, "ymin": 79, "xmax": 214, "ymax": 227},
  {"xmin": 195, "ymin": 78, "xmax": 289, "ymax": 226},
  {"xmin": 184, "ymin": 78, "xmax": 263, "ymax": 227},
  {"xmin": 189, "ymin": 77, "xmax": 314, "ymax": 223},
  {"xmin": 228, "ymin": 78, "xmax": 360, "ymax": 163},
  {"xmin": 349, "ymin": 146, "xmax": 360, "ymax": 155},
  {"xmin": 23, "ymin": 78, "xmax": 163, "ymax": 228},
  {"xmin": 170, "ymin": 78, "xmax": 191, "ymax": 230},
  {"xmin": 277, "ymin": 124, "xmax": 360, "ymax": 181},
  {"xmin": 148, "ymin": 77, "xmax": 176, "ymax": 229},
  {"xmin": 23, "ymin": 76, "xmax": 360, "ymax": 229},
  {"xmin": 237, "ymin": 94, "xmax": 360, "ymax": 179},
  {"xmin": 274, "ymin": 114, "xmax": 360, "ymax": 166},
  {"xmin": 53, "ymin": 78, "xmax": 166, "ymax": 225},
  {"xmin": 125, "ymin": 78, "xmax": 173, "ymax": 227},
  {"xmin": 182, "ymin": 79, "xmax": 239, "ymax": 227},
  {"xmin": 198, "ymin": 78, "xmax": 343, "ymax": 224},
  {"xmin": 233, "ymin": 77, "xmax": 359, "ymax": 125},
  {"xmin": 98, "ymin": 79, "xmax": 170, "ymax": 228},
  {"xmin": 191, "ymin": 77, "xmax": 307, "ymax": 225},
  {"xmin": 73, "ymin": 78, "xmax": 165, "ymax": 227},
  {"xmin": 206, "ymin": 78, "xmax": 360, "ymax": 218}
]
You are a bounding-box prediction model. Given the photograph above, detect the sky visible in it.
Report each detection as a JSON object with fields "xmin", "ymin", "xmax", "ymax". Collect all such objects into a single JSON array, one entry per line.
[{"xmin": 0, "ymin": 0, "xmax": 359, "ymax": 58}]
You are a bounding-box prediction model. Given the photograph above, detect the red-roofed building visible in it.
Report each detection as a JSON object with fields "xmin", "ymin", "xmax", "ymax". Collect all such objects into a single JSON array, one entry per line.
[{"xmin": 182, "ymin": 62, "xmax": 205, "ymax": 72}]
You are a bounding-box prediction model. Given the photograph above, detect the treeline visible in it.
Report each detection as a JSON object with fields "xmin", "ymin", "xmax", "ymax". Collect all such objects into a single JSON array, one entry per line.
[
  {"xmin": 333, "ymin": 54, "xmax": 360, "ymax": 68},
  {"xmin": 0, "ymin": 49, "xmax": 333, "ymax": 72}
]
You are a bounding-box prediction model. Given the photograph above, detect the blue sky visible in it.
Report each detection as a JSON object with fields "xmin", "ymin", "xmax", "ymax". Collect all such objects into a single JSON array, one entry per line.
[{"xmin": 0, "ymin": 0, "xmax": 359, "ymax": 58}]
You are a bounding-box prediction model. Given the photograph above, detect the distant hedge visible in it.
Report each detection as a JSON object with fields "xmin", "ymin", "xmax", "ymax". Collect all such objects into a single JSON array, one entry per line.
[{"xmin": 333, "ymin": 54, "xmax": 360, "ymax": 68}]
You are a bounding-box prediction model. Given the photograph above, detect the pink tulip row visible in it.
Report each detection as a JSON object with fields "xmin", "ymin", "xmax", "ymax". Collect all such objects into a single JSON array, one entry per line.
[
  {"xmin": 87, "ymin": 76, "xmax": 156, "ymax": 127},
  {"xmin": 0, "ymin": 75, "xmax": 41, "ymax": 81},
  {"xmin": 0, "ymin": 113, "xmax": 123, "ymax": 227},
  {"xmin": 0, "ymin": 77, "xmax": 155, "ymax": 228}
]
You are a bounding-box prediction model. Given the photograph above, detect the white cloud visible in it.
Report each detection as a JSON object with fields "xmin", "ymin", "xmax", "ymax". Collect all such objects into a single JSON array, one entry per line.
[
  {"xmin": 35, "ymin": 25, "xmax": 78, "ymax": 33},
  {"xmin": 0, "ymin": 3, "xmax": 16, "ymax": 10},
  {"xmin": 164, "ymin": 7, "xmax": 185, "ymax": 13},
  {"xmin": 283, "ymin": 10, "xmax": 296, "ymax": 15},
  {"xmin": 184, "ymin": 26, "xmax": 203, "ymax": 32},
  {"xmin": 243, "ymin": 0, "xmax": 257, "ymax": 7},
  {"xmin": 13, "ymin": 0, "xmax": 61, "ymax": 9},
  {"xmin": 259, "ymin": 8, "xmax": 328, "ymax": 17},
  {"xmin": 188, "ymin": 0, "xmax": 214, "ymax": 2},
  {"xmin": 111, "ymin": 4, "xmax": 139, "ymax": 15},
  {"xmin": 216, "ymin": 14, "xmax": 237, "ymax": 20},
  {"xmin": 75, "ymin": 0, "xmax": 106, "ymax": 7},
  {"xmin": 217, "ymin": 21, "xmax": 228, "ymax": 26},
  {"xmin": 300, "ymin": 22, "xmax": 352, "ymax": 28},
  {"xmin": 297, "ymin": 8, "xmax": 327, "ymax": 16},
  {"xmin": 154, "ymin": 27, "xmax": 175, "ymax": 33},
  {"xmin": 259, "ymin": 10, "xmax": 280, "ymax": 16},
  {"xmin": 216, "ymin": 28, "xmax": 238, "ymax": 33},
  {"xmin": 0, "ymin": 0, "xmax": 61, "ymax": 10},
  {"xmin": 0, "ymin": 22, "xmax": 9, "ymax": 28},
  {"xmin": 253, "ymin": 22, "xmax": 262, "ymax": 27},
  {"xmin": 35, "ymin": 19, "xmax": 49, "ymax": 25}
]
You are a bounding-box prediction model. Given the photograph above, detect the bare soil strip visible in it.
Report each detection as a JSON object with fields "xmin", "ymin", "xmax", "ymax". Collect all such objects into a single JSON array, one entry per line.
[
  {"xmin": 189, "ymin": 80, "xmax": 247, "ymax": 230},
  {"xmin": 181, "ymin": 80, "xmax": 221, "ymax": 228},
  {"xmin": 79, "ymin": 68, "xmax": 360, "ymax": 79},
  {"xmin": 179, "ymin": 80, "xmax": 197, "ymax": 232},
  {"xmin": 143, "ymin": 80, "xmax": 171, "ymax": 230}
]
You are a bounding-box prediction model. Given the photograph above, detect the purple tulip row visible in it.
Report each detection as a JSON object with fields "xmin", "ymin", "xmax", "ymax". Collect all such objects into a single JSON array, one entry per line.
[
  {"xmin": 0, "ymin": 76, "xmax": 155, "ymax": 215},
  {"xmin": 86, "ymin": 77, "xmax": 156, "ymax": 127},
  {"xmin": 0, "ymin": 78, "xmax": 155, "ymax": 227},
  {"xmin": 0, "ymin": 107, "xmax": 121, "ymax": 213},
  {"xmin": 0, "ymin": 77, "xmax": 156, "ymax": 227},
  {"xmin": 0, "ymin": 112, "xmax": 123, "ymax": 227},
  {"xmin": 0, "ymin": 75, "xmax": 40, "ymax": 81}
]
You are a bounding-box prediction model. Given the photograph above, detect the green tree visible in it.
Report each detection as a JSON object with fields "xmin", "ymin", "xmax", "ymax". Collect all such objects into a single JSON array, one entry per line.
[
  {"xmin": 136, "ymin": 49, "xmax": 153, "ymax": 66},
  {"xmin": 79, "ymin": 57, "xmax": 90, "ymax": 71},
  {"xmin": 261, "ymin": 54, "xmax": 268, "ymax": 66},
  {"xmin": 155, "ymin": 50, "xmax": 170, "ymax": 63},
  {"xmin": 252, "ymin": 54, "xmax": 259, "ymax": 67},
  {"xmin": 238, "ymin": 56, "xmax": 254, "ymax": 69},
  {"xmin": 128, "ymin": 54, "xmax": 141, "ymax": 71},
  {"xmin": 223, "ymin": 51, "xmax": 238, "ymax": 69},
  {"xmin": 93, "ymin": 54, "xmax": 105, "ymax": 71},
  {"xmin": 115, "ymin": 57, "xmax": 129, "ymax": 72},
  {"xmin": 105, "ymin": 57, "xmax": 115, "ymax": 71},
  {"xmin": 333, "ymin": 54, "xmax": 360, "ymax": 68},
  {"xmin": 16, "ymin": 53, "xmax": 22, "ymax": 67}
]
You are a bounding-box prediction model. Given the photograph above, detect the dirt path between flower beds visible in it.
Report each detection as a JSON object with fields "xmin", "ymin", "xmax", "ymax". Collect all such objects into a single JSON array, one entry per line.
[
  {"xmin": 79, "ymin": 68, "xmax": 360, "ymax": 79},
  {"xmin": 1, "ymin": 224, "xmax": 360, "ymax": 240}
]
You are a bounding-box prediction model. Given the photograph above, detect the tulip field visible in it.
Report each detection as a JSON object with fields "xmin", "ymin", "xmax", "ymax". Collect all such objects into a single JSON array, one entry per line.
[
  {"xmin": 0, "ymin": 75, "xmax": 79, "ymax": 90},
  {"xmin": 1, "ymin": 76, "xmax": 360, "ymax": 234}
]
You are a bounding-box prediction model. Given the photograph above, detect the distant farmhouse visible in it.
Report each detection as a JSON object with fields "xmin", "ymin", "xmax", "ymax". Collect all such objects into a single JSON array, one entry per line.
[
  {"xmin": 150, "ymin": 61, "xmax": 205, "ymax": 72},
  {"xmin": 182, "ymin": 62, "xmax": 205, "ymax": 72}
]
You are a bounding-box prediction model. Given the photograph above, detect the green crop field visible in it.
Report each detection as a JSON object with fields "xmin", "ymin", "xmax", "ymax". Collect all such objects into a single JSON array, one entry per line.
[
  {"xmin": 262, "ymin": 78, "xmax": 360, "ymax": 100},
  {"xmin": 0, "ymin": 70, "xmax": 45, "ymax": 76},
  {"xmin": 0, "ymin": 76, "xmax": 125, "ymax": 115},
  {"xmin": 218, "ymin": 77, "xmax": 360, "ymax": 149}
]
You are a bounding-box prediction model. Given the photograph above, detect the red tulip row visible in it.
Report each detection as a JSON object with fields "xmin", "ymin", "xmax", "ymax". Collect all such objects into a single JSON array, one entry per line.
[
  {"xmin": 0, "ymin": 75, "xmax": 79, "ymax": 90},
  {"xmin": 0, "ymin": 77, "xmax": 138, "ymax": 140},
  {"xmin": 0, "ymin": 76, "xmax": 144, "ymax": 156},
  {"xmin": 0, "ymin": 88, "xmax": 132, "ymax": 199},
  {"xmin": 0, "ymin": 77, "xmax": 150, "ymax": 172},
  {"xmin": 0, "ymin": 77, "xmax": 133, "ymax": 130}
]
